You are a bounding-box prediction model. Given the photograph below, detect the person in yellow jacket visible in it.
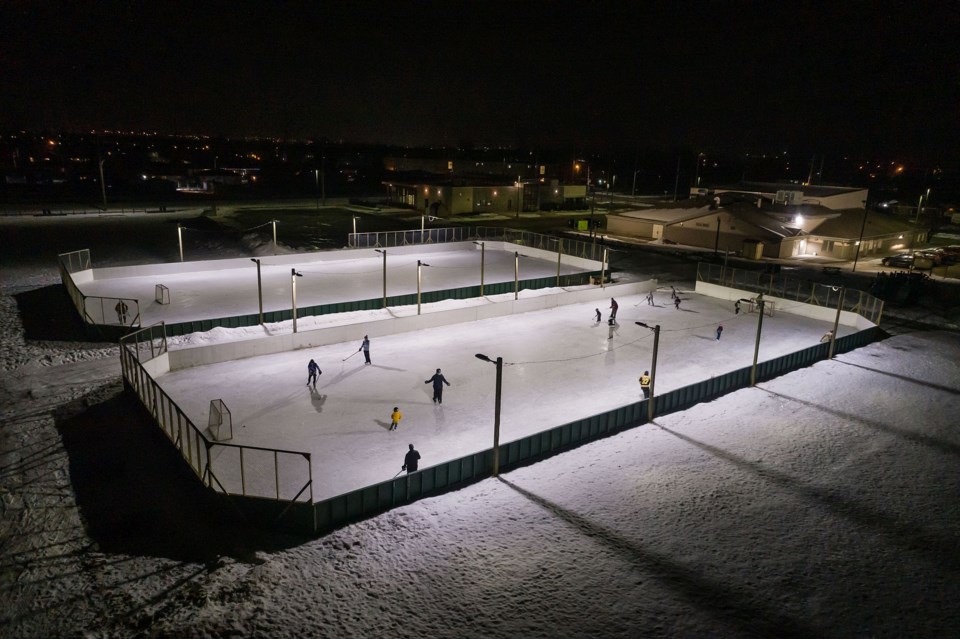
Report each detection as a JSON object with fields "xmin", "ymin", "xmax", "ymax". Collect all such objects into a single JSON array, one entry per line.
[
  {"xmin": 390, "ymin": 407, "xmax": 402, "ymax": 431},
  {"xmin": 639, "ymin": 371, "xmax": 651, "ymax": 399}
]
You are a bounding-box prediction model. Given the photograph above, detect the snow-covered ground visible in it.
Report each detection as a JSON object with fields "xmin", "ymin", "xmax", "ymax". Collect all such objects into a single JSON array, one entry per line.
[{"xmin": 2, "ymin": 211, "xmax": 959, "ymax": 638}]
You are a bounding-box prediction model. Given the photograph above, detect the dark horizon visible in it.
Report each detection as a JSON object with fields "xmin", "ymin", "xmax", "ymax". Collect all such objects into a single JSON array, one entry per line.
[{"xmin": 2, "ymin": 1, "xmax": 958, "ymax": 160}]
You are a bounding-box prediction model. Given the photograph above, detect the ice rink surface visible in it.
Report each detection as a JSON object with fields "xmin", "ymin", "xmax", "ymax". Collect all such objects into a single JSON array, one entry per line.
[
  {"xmin": 156, "ymin": 287, "xmax": 850, "ymax": 500},
  {"xmin": 79, "ymin": 244, "xmax": 591, "ymax": 325}
]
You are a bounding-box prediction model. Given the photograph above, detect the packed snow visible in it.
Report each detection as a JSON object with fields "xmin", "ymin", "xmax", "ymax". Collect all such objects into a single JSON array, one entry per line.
[{"xmin": 2, "ymin": 210, "xmax": 959, "ymax": 638}]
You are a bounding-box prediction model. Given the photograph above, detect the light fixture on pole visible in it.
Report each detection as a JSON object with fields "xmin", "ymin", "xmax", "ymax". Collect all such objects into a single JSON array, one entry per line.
[
  {"xmin": 473, "ymin": 241, "xmax": 485, "ymax": 296},
  {"xmin": 915, "ymin": 188, "xmax": 930, "ymax": 224},
  {"xmin": 828, "ymin": 286, "xmax": 845, "ymax": 360},
  {"xmin": 352, "ymin": 215, "xmax": 358, "ymax": 236},
  {"xmin": 475, "ymin": 353, "xmax": 503, "ymax": 476},
  {"xmin": 750, "ymin": 294, "xmax": 766, "ymax": 386},
  {"xmin": 98, "ymin": 157, "xmax": 107, "ymax": 210},
  {"xmin": 290, "ymin": 269, "xmax": 303, "ymax": 333},
  {"xmin": 374, "ymin": 249, "xmax": 387, "ymax": 308},
  {"xmin": 514, "ymin": 251, "xmax": 520, "ymax": 300},
  {"xmin": 272, "ymin": 219, "xmax": 278, "ymax": 255},
  {"xmin": 635, "ymin": 322, "xmax": 660, "ymax": 422},
  {"xmin": 314, "ymin": 169, "xmax": 320, "ymax": 213},
  {"xmin": 177, "ymin": 223, "xmax": 184, "ymax": 262},
  {"xmin": 714, "ymin": 215, "xmax": 722, "ymax": 256},
  {"xmin": 631, "ymin": 169, "xmax": 641, "ymax": 197},
  {"xmin": 417, "ymin": 260, "xmax": 431, "ymax": 315},
  {"xmin": 250, "ymin": 258, "xmax": 263, "ymax": 325}
]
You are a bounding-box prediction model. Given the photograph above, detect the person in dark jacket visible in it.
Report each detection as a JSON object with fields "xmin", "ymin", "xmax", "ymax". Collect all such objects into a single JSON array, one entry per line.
[
  {"xmin": 402, "ymin": 444, "xmax": 421, "ymax": 474},
  {"xmin": 358, "ymin": 335, "xmax": 371, "ymax": 364},
  {"xmin": 425, "ymin": 368, "xmax": 451, "ymax": 404},
  {"xmin": 307, "ymin": 359, "xmax": 321, "ymax": 387}
]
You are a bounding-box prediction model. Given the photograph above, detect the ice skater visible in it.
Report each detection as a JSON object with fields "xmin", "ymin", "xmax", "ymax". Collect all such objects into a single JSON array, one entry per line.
[
  {"xmin": 390, "ymin": 406, "xmax": 402, "ymax": 431},
  {"xmin": 425, "ymin": 368, "xmax": 451, "ymax": 404},
  {"xmin": 307, "ymin": 359, "xmax": 321, "ymax": 387},
  {"xmin": 595, "ymin": 308, "xmax": 602, "ymax": 323},
  {"xmin": 670, "ymin": 286, "xmax": 677, "ymax": 300},
  {"xmin": 114, "ymin": 300, "xmax": 129, "ymax": 324},
  {"xmin": 358, "ymin": 335, "xmax": 371, "ymax": 364},
  {"xmin": 674, "ymin": 296, "xmax": 681, "ymax": 310},
  {"xmin": 639, "ymin": 371, "xmax": 651, "ymax": 399},
  {"xmin": 716, "ymin": 325, "xmax": 723, "ymax": 341},
  {"xmin": 646, "ymin": 292, "xmax": 655, "ymax": 306},
  {"xmin": 402, "ymin": 444, "xmax": 421, "ymax": 474},
  {"xmin": 609, "ymin": 298, "xmax": 619, "ymax": 321},
  {"xmin": 734, "ymin": 300, "xmax": 741, "ymax": 315}
]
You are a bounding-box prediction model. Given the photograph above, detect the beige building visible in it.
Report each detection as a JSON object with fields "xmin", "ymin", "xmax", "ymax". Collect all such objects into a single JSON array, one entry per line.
[{"xmin": 384, "ymin": 178, "xmax": 586, "ymax": 216}]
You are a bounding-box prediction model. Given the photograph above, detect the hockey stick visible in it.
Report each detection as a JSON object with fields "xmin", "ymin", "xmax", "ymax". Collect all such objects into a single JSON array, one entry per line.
[
  {"xmin": 393, "ymin": 469, "xmax": 404, "ymax": 478},
  {"xmin": 342, "ymin": 350, "xmax": 361, "ymax": 362}
]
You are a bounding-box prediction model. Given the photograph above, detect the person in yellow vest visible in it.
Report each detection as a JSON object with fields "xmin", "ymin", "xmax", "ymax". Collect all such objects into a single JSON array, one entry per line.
[
  {"xmin": 639, "ymin": 371, "xmax": 651, "ymax": 399},
  {"xmin": 390, "ymin": 407, "xmax": 402, "ymax": 431}
]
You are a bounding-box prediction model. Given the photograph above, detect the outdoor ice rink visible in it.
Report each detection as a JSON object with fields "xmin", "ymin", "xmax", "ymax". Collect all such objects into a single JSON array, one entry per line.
[
  {"xmin": 155, "ymin": 287, "xmax": 852, "ymax": 501},
  {"xmin": 78, "ymin": 243, "xmax": 593, "ymax": 325}
]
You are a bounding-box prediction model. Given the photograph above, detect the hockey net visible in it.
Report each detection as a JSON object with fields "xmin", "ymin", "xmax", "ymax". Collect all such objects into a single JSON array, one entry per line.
[
  {"xmin": 155, "ymin": 283, "xmax": 170, "ymax": 305},
  {"xmin": 208, "ymin": 399, "xmax": 233, "ymax": 441},
  {"xmin": 747, "ymin": 297, "xmax": 775, "ymax": 317}
]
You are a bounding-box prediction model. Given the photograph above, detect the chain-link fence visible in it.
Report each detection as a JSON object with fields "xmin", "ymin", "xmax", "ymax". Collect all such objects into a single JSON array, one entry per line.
[{"xmin": 697, "ymin": 262, "xmax": 884, "ymax": 324}]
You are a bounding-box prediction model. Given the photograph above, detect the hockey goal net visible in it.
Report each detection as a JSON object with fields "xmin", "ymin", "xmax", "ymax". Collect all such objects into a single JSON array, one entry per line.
[
  {"xmin": 155, "ymin": 284, "xmax": 170, "ymax": 305},
  {"xmin": 747, "ymin": 297, "xmax": 775, "ymax": 317},
  {"xmin": 208, "ymin": 399, "xmax": 233, "ymax": 441}
]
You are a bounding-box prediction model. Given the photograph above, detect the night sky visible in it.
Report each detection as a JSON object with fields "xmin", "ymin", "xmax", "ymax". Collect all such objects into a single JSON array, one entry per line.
[{"xmin": 2, "ymin": 0, "xmax": 957, "ymax": 157}]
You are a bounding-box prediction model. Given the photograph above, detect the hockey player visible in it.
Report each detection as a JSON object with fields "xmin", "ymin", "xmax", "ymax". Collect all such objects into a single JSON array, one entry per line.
[{"xmin": 425, "ymin": 368, "xmax": 451, "ymax": 404}]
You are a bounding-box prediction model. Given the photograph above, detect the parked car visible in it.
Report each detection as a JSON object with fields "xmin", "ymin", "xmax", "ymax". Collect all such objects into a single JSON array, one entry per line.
[
  {"xmin": 914, "ymin": 250, "xmax": 942, "ymax": 266},
  {"xmin": 881, "ymin": 252, "xmax": 915, "ymax": 268}
]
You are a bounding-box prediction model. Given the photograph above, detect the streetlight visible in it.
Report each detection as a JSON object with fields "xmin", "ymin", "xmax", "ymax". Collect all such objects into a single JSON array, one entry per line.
[
  {"xmin": 250, "ymin": 258, "xmax": 263, "ymax": 324},
  {"xmin": 750, "ymin": 294, "xmax": 766, "ymax": 386},
  {"xmin": 177, "ymin": 223, "xmax": 184, "ymax": 262},
  {"xmin": 631, "ymin": 169, "xmax": 641, "ymax": 196},
  {"xmin": 828, "ymin": 286, "xmax": 845, "ymax": 360},
  {"xmin": 272, "ymin": 219, "xmax": 278, "ymax": 254},
  {"xmin": 915, "ymin": 188, "xmax": 930, "ymax": 224},
  {"xmin": 291, "ymin": 269, "xmax": 303, "ymax": 333},
  {"xmin": 473, "ymin": 241, "xmax": 485, "ymax": 296},
  {"xmin": 635, "ymin": 322, "xmax": 660, "ymax": 422},
  {"xmin": 374, "ymin": 249, "xmax": 387, "ymax": 308},
  {"xmin": 475, "ymin": 353, "xmax": 503, "ymax": 477},
  {"xmin": 98, "ymin": 157, "xmax": 107, "ymax": 210},
  {"xmin": 352, "ymin": 215, "xmax": 358, "ymax": 237},
  {"xmin": 314, "ymin": 169, "xmax": 320, "ymax": 213},
  {"xmin": 514, "ymin": 251, "xmax": 520, "ymax": 300},
  {"xmin": 600, "ymin": 248, "xmax": 608, "ymax": 289},
  {"xmin": 417, "ymin": 260, "xmax": 431, "ymax": 315}
]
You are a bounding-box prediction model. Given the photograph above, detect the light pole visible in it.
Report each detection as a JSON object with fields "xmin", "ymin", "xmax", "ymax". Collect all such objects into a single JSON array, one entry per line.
[
  {"xmin": 473, "ymin": 241, "xmax": 485, "ymax": 296},
  {"xmin": 352, "ymin": 215, "xmax": 358, "ymax": 236},
  {"xmin": 98, "ymin": 158, "xmax": 107, "ymax": 210},
  {"xmin": 514, "ymin": 251, "xmax": 520, "ymax": 300},
  {"xmin": 551, "ymin": 238, "xmax": 563, "ymax": 287},
  {"xmin": 250, "ymin": 258, "xmax": 263, "ymax": 324},
  {"xmin": 272, "ymin": 219, "xmax": 278, "ymax": 254},
  {"xmin": 915, "ymin": 188, "xmax": 930, "ymax": 224},
  {"xmin": 314, "ymin": 169, "xmax": 320, "ymax": 213},
  {"xmin": 714, "ymin": 215, "xmax": 721, "ymax": 256},
  {"xmin": 600, "ymin": 248, "xmax": 608, "ymax": 289},
  {"xmin": 177, "ymin": 223, "xmax": 184, "ymax": 262},
  {"xmin": 375, "ymin": 249, "xmax": 387, "ymax": 308},
  {"xmin": 635, "ymin": 322, "xmax": 660, "ymax": 422},
  {"xmin": 475, "ymin": 353, "xmax": 503, "ymax": 477},
  {"xmin": 291, "ymin": 269, "xmax": 303, "ymax": 333},
  {"xmin": 828, "ymin": 286, "xmax": 845, "ymax": 360},
  {"xmin": 631, "ymin": 169, "xmax": 641, "ymax": 196},
  {"xmin": 750, "ymin": 294, "xmax": 766, "ymax": 386},
  {"xmin": 851, "ymin": 202, "xmax": 869, "ymax": 272},
  {"xmin": 417, "ymin": 260, "xmax": 431, "ymax": 315}
]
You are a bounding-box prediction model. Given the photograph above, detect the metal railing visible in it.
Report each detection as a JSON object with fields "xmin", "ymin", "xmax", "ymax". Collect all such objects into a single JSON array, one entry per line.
[
  {"xmin": 348, "ymin": 226, "xmax": 609, "ymax": 263},
  {"xmin": 697, "ymin": 262, "xmax": 884, "ymax": 324},
  {"xmin": 57, "ymin": 249, "xmax": 141, "ymax": 329},
  {"xmin": 119, "ymin": 323, "xmax": 313, "ymax": 509}
]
